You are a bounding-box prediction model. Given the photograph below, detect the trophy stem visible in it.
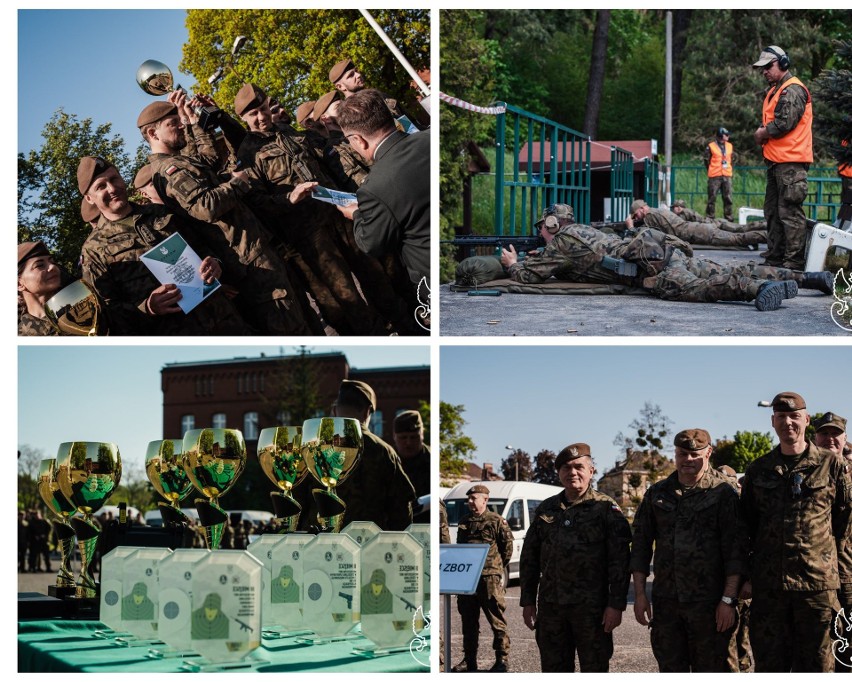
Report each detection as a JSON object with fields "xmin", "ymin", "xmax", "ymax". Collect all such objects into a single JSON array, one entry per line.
[
  {"xmin": 194, "ymin": 499, "xmax": 228, "ymax": 550},
  {"xmin": 54, "ymin": 522, "xmax": 77, "ymax": 589},
  {"xmin": 70, "ymin": 517, "xmax": 101, "ymax": 599},
  {"xmin": 270, "ymin": 491, "xmax": 302, "ymax": 534},
  {"xmin": 159, "ymin": 501, "xmax": 189, "ymax": 526},
  {"xmin": 312, "ymin": 489, "xmax": 347, "ymax": 533}
]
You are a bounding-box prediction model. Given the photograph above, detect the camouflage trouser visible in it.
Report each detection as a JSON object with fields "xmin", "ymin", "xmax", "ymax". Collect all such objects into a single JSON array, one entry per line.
[
  {"xmin": 726, "ymin": 599, "xmax": 752, "ymax": 672},
  {"xmin": 707, "ymin": 176, "xmax": 734, "ymax": 220},
  {"xmin": 763, "ymin": 162, "xmax": 809, "ymax": 270},
  {"xmin": 650, "ymin": 250, "xmax": 800, "ymax": 303},
  {"xmin": 750, "ymin": 588, "xmax": 837, "ymax": 672},
  {"xmin": 674, "ymin": 220, "xmax": 765, "ymax": 248},
  {"xmin": 234, "ymin": 256, "xmax": 316, "ymax": 335},
  {"xmin": 715, "ymin": 218, "xmax": 768, "ymax": 234},
  {"xmin": 456, "ymin": 575, "xmax": 509, "ymax": 663},
  {"xmin": 535, "ymin": 601, "xmax": 612, "ymax": 672},
  {"xmin": 649, "ymin": 598, "xmax": 735, "ymax": 672}
]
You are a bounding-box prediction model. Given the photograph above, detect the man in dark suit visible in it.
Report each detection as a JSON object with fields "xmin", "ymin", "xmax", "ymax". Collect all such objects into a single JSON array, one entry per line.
[{"xmin": 335, "ymin": 89, "xmax": 430, "ymax": 293}]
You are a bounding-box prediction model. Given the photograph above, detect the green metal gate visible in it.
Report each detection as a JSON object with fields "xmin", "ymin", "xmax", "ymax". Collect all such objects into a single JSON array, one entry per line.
[
  {"xmin": 644, "ymin": 158, "xmax": 660, "ymax": 207},
  {"xmin": 610, "ymin": 146, "xmax": 634, "ymax": 221}
]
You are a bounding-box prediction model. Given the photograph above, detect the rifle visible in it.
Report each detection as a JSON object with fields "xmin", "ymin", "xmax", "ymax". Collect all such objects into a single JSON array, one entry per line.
[{"xmin": 397, "ymin": 595, "xmax": 418, "ymax": 612}]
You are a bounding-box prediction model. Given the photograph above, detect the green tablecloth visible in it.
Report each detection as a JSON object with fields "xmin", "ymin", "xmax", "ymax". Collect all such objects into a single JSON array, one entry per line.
[{"xmin": 18, "ymin": 619, "xmax": 430, "ymax": 672}]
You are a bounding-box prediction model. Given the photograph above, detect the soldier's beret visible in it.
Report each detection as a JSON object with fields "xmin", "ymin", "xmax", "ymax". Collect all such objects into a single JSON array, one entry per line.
[
  {"xmin": 466, "ymin": 484, "xmax": 490, "ymax": 496},
  {"xmin": 17, "ymin": 241, "xmax": 50, "ymax": 269},
  {"xmin": 77, "ymin": 156, "xmax": 115, "ymax": 195},
  {"xmin": 329, "ymin": 58, "xmax": 355, "ymax": 84},
  {"xmin": 136, "ymin": 101, "xmax": 177, "ymax": 129},
  {"xmin": 672, "ymin": 199, "xmax": 687, "ymax": 208},
  {"xmin": 295, "ymin": 101, "xmax": 316, "ymax": 126},
  {"xmin": 814, "ymin": 412, "xmax": 847, "ymax": 433},
  {"xmin": 674, "ymin": 429, "xmax": 711, "ymax": 451},
  {"xmin": 555, "ymin": 443, "xmax": 592, "ymax": 469},
  {"xmin": 338, "ymin": 379, "xmax": 377, "ymax": 411},
  {"xmin": 630, "ymin": 199, "xmax": 648, "ymax": 215},
  {"xmin": 535, "ymin": 203, "xmax": 574, "ymax": 228},
  {"xmin": 393, "ymin": 410, "xmax": 423, "ymax": 433},
  {"xmin": 312, "ymin": 91, "xmax": 340, "ymax": 121},
  {"xmin": 235, "ymin": 83, "xmax": 267, "ymax": 117},
  {"xmin": 771, "ymin": 391, "xmax": 806, "ymax": 412},
  {"xmin": 80, "ymin": 198, "xmax": 100, "ymax": 223},
  {"xmin": 133, "ymin": 164, "xmax": 154, "ymax": 188}
]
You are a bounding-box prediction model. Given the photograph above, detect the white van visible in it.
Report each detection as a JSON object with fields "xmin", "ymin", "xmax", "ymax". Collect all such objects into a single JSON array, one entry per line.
[{"xmin": 443, "ymin": 480, "xmax": 563, "ymax": 584}]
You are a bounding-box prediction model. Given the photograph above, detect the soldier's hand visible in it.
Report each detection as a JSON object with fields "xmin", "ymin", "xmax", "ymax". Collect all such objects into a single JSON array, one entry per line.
[
  {"xmin": 522, "ymin": 604, "xmax": 536, "ymax": 630},
  {"xmin": 198, "ymin": 256, "xmax": 221, "ymax": 283},
  {"xmin": 500, "ymin": 245, "xmax": 518, "ymax": 268},
  {"xmin": 290, "ymin": 181, "xmax": 319, "ymax": 205},
  {"xmin": 625, "ymin": 214, "xmax": 634, "ymax": 229},
  {"xmin": 633, "ymin": 593, "xmax": 652, "ymax": 626},
  {"xmin": 337, "ymin": 201, "xmax": 358, "ymax": 220},
  {"xmin": 146, "ymin": 284, "xmax": 182, "ymax": 315},
  {"xmin": 754, "ymin": 125, "xmax": 769, "ymax": 145},
  {"xmin": 602, "ymin": 606, "xmax": 622, "ymax": 633},
  {"xmin": 738, "ymin": 580, "xmax": 752, "ymax": 600},
  {"xmin": 715, "ymin": 601, "xmax": 736, "ymax": 632}
]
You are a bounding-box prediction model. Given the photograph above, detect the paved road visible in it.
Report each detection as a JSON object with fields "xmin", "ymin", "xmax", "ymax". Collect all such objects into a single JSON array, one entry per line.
[
  {"xmin": 443, "ymin": 582, "xmax": 660, "ymax": 673},
  {"xmin": 440, "ymin": 249, "xmax": 847, "ymax": 336}
]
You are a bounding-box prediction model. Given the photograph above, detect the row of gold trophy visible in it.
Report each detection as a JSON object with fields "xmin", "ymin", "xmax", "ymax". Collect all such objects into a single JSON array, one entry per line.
[{"xmin": 37, "ymin": 417, "xmax": 364, "ymax": 605}]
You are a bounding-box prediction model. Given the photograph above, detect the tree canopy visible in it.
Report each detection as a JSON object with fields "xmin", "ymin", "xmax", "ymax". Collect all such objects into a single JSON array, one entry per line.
[
  {"xmin": 711, "ymin": 431, "xmax": 775, "ymax": 472},
  {"xmin": 440, "ymin": 401, "xmax": 476, "ymax": 481},
  {"xmin": 500, "ymin": 448, "xmax": 533, "ymax": 481}
]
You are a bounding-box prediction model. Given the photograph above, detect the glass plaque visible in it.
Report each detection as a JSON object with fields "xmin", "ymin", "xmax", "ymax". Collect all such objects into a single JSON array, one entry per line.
[
  {"xmin": 359, "ymin": 532, "xmax": 425, "ymax": 649},
  {"xmin": 157, "ymin": 549, "xmax": 210, "ymax": 652},
  {"xmin": 120, "ymin": 547, "xmax": 172, "ymax": 640},
  {"xmin": 100, "ymin": 547, "xmax": 141, "ymax": 633},
  {"xmin": 406, "ymin": 523, "xmax": 431, "ymax": 615},
  {"xmin": 267, "ymin": 534, "xmax": 315, "ymax": 631},
  {"xmin": 301, "ymin": 533, "xmax": 361, "ymax": 636},
  {"xmin": 341, "ymin": 520, "xmax": 382, "ymax": 546}
]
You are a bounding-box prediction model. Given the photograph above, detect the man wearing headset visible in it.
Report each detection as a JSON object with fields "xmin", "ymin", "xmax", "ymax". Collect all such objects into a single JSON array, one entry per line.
[{"xmin": 752, "ymin": 46, "xmax": 813, "ymax": 271}]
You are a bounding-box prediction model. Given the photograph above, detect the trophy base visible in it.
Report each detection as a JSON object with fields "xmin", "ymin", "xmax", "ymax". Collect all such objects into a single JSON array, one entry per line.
[
  {"xmin": 48, "ymin": 584, "xmax": 78, "ymax": 600},
  {"xmin": 63, "ymin": 594, "xmax": 100, "ymax": 620},
  {"xmin": 18, "ymin": 592, "xmax": 65, "ymax": 620},
  {"xmin": 351, "ymin": 643, "xmax": 415, "ymax": 658}
]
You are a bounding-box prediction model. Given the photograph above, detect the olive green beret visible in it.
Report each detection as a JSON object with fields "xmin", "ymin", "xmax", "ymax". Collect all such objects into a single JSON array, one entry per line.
[
  {"xmin": 814, "ymin": 412, "xmax": 847, "ymax": 433},
  {"xmin": 136, "ymin": 101, "xmax": 177, "ymax": 129},
  {"xmin": 235, "ymin": 83, "xmax": 266, "ymax": 117},
  {"xmin": 295, "ymin": 101, "xmax": 316, "ymax": 126},
  {"xmin": 338, "ymin": 379, "xmax": 376, "ymax": 411},
  {"xmin": 674, "ymin": 429, "xmax": 711, "ymax": 451},
  {"xmin": 393, "ymin": 410, "xmax": 423, "ymax": 433},
  {"xmin": 133, "ymin": 164, "xmax": 154, "ymax": 188},
  {"xmin": 466, "ymin": 484, "xmax": 490, "ymax": 496},
  {"xmin": 555, "ymin": 443, "xmax": 592, "ymax": 469},
  {"xmin": 771, "ymin": 391, "xmax": 806, "ymax": 412},
  {"xmin": 312, "ymin": 91, "xmax": 340, "ymax": 121},
  {"xmin": 77, "ymin": 156, "xmax": 115, "ymax": 195},
  {"xmin": 329, "ymin": 58, "xmax": 355, "ymax": 84},
  {"xmin": 18, "ymin": 241, "xmax": 50, "ymax": 268}
]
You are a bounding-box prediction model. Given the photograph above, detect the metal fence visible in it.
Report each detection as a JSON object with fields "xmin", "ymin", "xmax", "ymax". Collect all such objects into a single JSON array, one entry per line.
[
  {"xmin": 644, "ymin": 158, "xmax": 661, "ymax": 207},
  {"xmin": 610, "ymin": 146, "xmax": 634, "ymax": 221}
]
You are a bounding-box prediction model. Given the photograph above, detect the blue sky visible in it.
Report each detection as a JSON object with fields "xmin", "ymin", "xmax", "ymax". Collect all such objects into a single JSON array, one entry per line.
[
  {"xmin": 19, "ymin": 10, "xmax": 191, "ymax": 161},
  {"xmin": 440, "ymin": 345, "xmax": 851, "ymax": 476},
  {"xmin": 18, "ymin": 345, "xmax": 430, "ymax": 473}
]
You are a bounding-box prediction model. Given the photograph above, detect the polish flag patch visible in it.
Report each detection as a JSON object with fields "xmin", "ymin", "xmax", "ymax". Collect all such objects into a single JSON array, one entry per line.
[{"xmin": 165, "ymin": 165, "xmax": 179, "ymax": 175}]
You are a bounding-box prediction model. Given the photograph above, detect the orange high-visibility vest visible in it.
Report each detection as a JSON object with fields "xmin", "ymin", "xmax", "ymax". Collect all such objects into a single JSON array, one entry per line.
[
  {"xmin": 707, "ymin": 141, "xmax": 733, "ymax": 178},
  {"xmin": 840, "ymin": 139, "xmax": 852, "ymax": 178},
  {"xmin": 762, "ymin": 76, "xmax": 813, "ymax": 164}
]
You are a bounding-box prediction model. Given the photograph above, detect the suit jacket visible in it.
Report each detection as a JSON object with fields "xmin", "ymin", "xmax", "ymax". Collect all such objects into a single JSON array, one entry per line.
[{"xmin": 353, "ymin": 130, "xmax": 430, "ymax": 286}]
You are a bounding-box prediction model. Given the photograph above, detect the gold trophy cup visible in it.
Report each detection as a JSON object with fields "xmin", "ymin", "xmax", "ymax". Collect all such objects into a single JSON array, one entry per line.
[
  {"xmin": 257, "ymin": 426, "xmax": 306, "ymax": 534},
  {"xmin": 37, "ymin": 458, "xmax": 78, "ymax": 598},
  {"xmin": 44, "ymin": 280, "xmax": 107, "ymax": 336},
  {"xmin": 56, "ymin": 441, "xmax": 121, "ymax": 599},
  {"xmin": 181, "ymin": 428, "xmax": 246, "ymax": 550},
  {"xmin": 136, "ymin": 59, "xmax": 222, "ymax": 130},
  {"xmin": 300, "ymin": 418, "xmax": 363, "ymax": 533},
  {"xmin": 145, "ymin": 439, "xmax": 194, "ymax": 526}
]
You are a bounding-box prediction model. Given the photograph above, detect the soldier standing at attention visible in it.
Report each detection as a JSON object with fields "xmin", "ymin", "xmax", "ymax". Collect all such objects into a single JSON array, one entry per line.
[
  {"xmin": 519, "ymin": 443, "xmax": 631, "ymax": 672},
  {"xmin": 740, "ymin": 392, "xmax": 852, "ymax": 671},
  {"xmin": 630, "ymin": 429, "xmax": 747, "ymax": 672},
  {"xmin": 452, "ymin": 484, "xmax": 513, "ymax": 673},
  {"xmin": 703, "ymin": 127, "xmax": 736, "ymax": 221}
]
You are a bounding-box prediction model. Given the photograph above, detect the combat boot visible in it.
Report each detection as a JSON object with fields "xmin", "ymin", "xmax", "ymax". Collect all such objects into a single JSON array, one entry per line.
[
  {"xmin": 489, "ymin": 657, "xmax": 508, "ymax": 672},
  {"xmin": 754, "ymin": 280, "xmax": 798, "ymax": 311},
  {"xmin": 800, "ymin": 271, "xmax": 834, "ymax": 295},
  {"xmin": 451, "ymin": 658, "xmax": 478, "ymax": 672}
]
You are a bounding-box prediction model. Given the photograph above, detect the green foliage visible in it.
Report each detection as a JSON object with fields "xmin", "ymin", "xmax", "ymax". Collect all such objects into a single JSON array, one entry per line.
[
  {"xmin": 614, "ymin": 402, "xmax": 674, "ymax": 454},
  {"xmin": 711, "ymin": 431, "xmax": 775, "ymax": 472},
  {"xmin": 418, "ymin": 399, "xmax": 431, "ymax": 446},
  {"xmin": 813, "ymin": 39, "xmax": 852, "ymax": 167},
  {"xmin": 500, "ymin": 448, "xmax": 533, "ymax": 481},
  {"xmin": 439, "ymin": 401, "xmax": 477, "ymax": 479},
  {"xmin": 18, "ymin": 445, "xmax": 43, "ymax": 511},
  {"xmin": 181, "ymin": 10, "xmax": 429, "ymax": 119},
  {"xmin": 18, "ymin": 110, "xmax": 132, "ymax": 272},
  {"xmin": 533, "ymin": 449, "xmax": 559, "ymax": 486},
  {"xmin": 264, "ymin": 346, "xmax": 321, "ymax": 427}
]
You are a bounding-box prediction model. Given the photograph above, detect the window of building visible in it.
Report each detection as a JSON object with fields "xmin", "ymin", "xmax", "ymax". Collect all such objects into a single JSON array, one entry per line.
[
  {"xmin": 277, "ymin": 410, "xmax": 291, "ymax": 426},
  {"xmin": 212, "ymin": 413, "xmax": 226, "ymax": 429},
  {"xmin": 369, "ymin": 410, "xmax": 383, "ymax": 437},
  {"xmin": 237, "ymin": 374, "xmax": 243, "ymax": 393},
  {"xmin": 244, "ymin": 411, "xmax": 259, "ymax": 440},
  {"xmin": 181, "ymin": 414, "xmax": 195, "ymax": 436}
]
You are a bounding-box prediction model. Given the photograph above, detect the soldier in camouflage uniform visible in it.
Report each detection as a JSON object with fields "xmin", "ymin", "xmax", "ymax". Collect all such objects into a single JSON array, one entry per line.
[
  {"xmin": 629, "ymin": 200, "xmax": 766, "ymax": 248},
  {"xmin": 138, "ymin": 100, "xmax": 317, "ymax": 335},
  {"xmin": 392, "ymin": 410, "xmax": 430, "ymax": 523},
  {"xmin": 501, "ymin": 204, "xmax": 833, "ymax": 310},
  {"xmin": 631, "ymin": 429, "xmax": 747, "ymax": 672},
  {"xmin": 671, "ymin": 199, "xmax": 767, "ymax": 233},
  {"xmin": 453, "ymin": 484, "xmax": 513, "ymax": 673},
  {"xmin": 312, "ymin": 92, "xmax": 371, "ymax": 192},
  {"xmin": 329, "ymin": 58, "xmax": 417, "ymax": 126},
  {"xmin": 77, "ymin": 157, "xmax": 251, "ymax": 335},
  {"xmin": 740, "ymin": 392, "xmax": 852, "ymax": 672},
  {"xmin": 18, "ymin": 241, "xmax": 65, "ymax": 336},
  {"xmin": 520, "ymin": 443, "xmax": 630, "ymax": 672}
]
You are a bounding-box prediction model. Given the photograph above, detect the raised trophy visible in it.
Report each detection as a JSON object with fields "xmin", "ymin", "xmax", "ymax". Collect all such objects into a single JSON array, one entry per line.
[
  {"xmin": 56, "ymin": 441, "xmax": 122, "ymax": 599},
  {"xmin": 136, "ymin": 59, "xmax": 222, "ymax": 130},
  {"xmin": 145, "ymin": 439, "xmax": 194, "ymax": 526},
  {"xmin": 300, "ymin": 418, "xmax": 363, "ymax": 533},
  {"xmin": 37, "ymin": 458, "xmax": 78, "ymax": 598},
  {"xmin": 44, "ymin": 280, "xmax": 107, "ymax": 336},
  {"xmin": 257, "ymin": 426, "xmax": 306, "ymax": 533},
  {"xmin": 181, "ymin": 428, "xmax": 246, "ymax": 550}
]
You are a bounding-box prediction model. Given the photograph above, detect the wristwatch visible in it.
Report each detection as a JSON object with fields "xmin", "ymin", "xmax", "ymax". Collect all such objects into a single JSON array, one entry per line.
[{"xmin": 720, "ymin": 595, "xmax": 738, "ymax": 607}]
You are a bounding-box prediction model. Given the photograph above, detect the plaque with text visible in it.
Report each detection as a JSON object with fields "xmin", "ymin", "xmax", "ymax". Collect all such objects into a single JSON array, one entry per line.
[
  {"xmin": 157, "ymin": 549, "xmax": 210, "ymax": 652},
  {"xmin": 268, "ymin": 534, "xmax": 314, "ymax": 631},
  {"xmin": 188, "ymin": 551, "xmax": 263, "ymax": 663},
  {"xmin": 341, "ymin": 520, "xmax": 382, "ymax": 546},
  {"xmin": 100, "ymin": 547, "xmax": 141, "ymax": 633},
  {"xmin": 245, "ymin": 535, "xmax": 277, "ymax": 629},
  {"xmin": 406, "ymin": 523, "xmax": 431, "ymax": 615},
  {"xmin": 120, "ymin": 547, "xmax": 172, "ymax": 639},
  {"xmin": 359, "ymin": 532, "xmax": 424, "ymax": 648},
  {"xmin": 301, "ymin": 533, "xmax": 360, "ymax": 636}
]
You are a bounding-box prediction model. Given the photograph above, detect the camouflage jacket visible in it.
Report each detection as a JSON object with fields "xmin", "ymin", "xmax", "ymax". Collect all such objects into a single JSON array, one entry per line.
[
  {"xmin": 80, "ymin": 203, "xmax": 248, "ymax": 335},
  {"xmin": 639, "ymin": 207, "xmax": 711, "ymax": 238},
  {"xmin": 630, "ymin": 468, "xmax": 747, "ymax": 602},
  {"xmin": 323, "ymin": 130, "xmax": 371, "ymax": 192},
  {"xmin": 440, "ymin": 500, "xmax": 451, "ymax": 544},
  {"xmin": 764, "ymin": 71, "xmax": 810, "ymax": 141},
  {"xmin": 237, "ymin": 128, "xmax": 332, "ymax": 194},
  {"xmin": 740, "ymin": 443, "xmax": 852, "ymax": 592},
  {"xmin": 457, "ymin": 509, "xmax": 514, "ymax": 578},
  {"xmin": 520, "ymin": 487, "xmax": 631, "ymax": 610},
  {"xmin": 678, "ymin": 207, "xmax": 707, "ymax": 223},
  {"xmin": 400, "ymin": 444, "xmax": 431, "ymax": 499},
  {"xmin": 18, "ymin": 307, "xmax": 59, "ymax": 336}
]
